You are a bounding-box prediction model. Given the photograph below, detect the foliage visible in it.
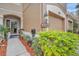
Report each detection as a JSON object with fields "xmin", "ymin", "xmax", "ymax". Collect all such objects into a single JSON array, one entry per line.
[
  {"xmin": 0, "ymin": 25, "xmax": 9, "ymax": 39},
  {"xmin": 67, "ymin": 30, "xmax": 73, "ymax": 33},
  {"xmin": 32, "ymin": 31, "xmax": 79, "ymax": 56},
  {"xmin": 20, "ymin": 31, "xmax": 32, "ymax": 42},
  {"xmin": 32, "ymin": 37, "xmax": 43, "ymax": 56}
]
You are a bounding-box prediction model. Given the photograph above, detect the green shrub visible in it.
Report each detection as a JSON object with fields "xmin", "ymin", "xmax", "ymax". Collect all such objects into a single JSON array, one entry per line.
[
  {"xmin": 0, "ymin": 25, "xmax": 9, "ymax": 39},
  {"xmin": 20, "ymin": 31, "xmax": 32, "ymax": 41},
  {"xmin": 32, "ymin": 31, "xmax": 79, "ymax": 56}
]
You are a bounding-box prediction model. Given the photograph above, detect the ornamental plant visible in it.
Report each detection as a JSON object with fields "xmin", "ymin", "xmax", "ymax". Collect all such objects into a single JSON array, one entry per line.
[
  {"xmin": 32, "ymin": 31, "xmax": 79, "ymax": 56},
  {"xmin": 0, "ymin": 25, "xmax": 9, "ymax": 39}
]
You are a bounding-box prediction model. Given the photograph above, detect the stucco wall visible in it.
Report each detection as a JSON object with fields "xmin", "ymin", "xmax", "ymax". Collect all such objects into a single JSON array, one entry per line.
[
  {"xmin": 42, "ymin": 3, "xmax": 66, "ymax": 31},
  {"xmin": 23, "ymin": 3, "xmax": 67, "ymax": 32},
  {"xmin": 0, "ymin": 15, "xmax": 3, "ymax": 25},
  {"xmin": 23, "ymin": 3, "xmax": 42, "ymax": 32},
  {"xmin": 0, "ymin": 3, "xmax": 23, "ymax": 28}
]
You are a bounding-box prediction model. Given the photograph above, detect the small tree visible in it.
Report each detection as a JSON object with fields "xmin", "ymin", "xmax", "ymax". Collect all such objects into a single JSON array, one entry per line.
[{"xmin": 0, "ymin": 25, "xmax": 9, "ymax": 39}]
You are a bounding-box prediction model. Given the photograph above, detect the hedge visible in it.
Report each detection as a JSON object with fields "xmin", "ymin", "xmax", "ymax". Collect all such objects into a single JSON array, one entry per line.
[{"xmin": 32, "ymin": 31, "xmax": 79, "ymax": 56}]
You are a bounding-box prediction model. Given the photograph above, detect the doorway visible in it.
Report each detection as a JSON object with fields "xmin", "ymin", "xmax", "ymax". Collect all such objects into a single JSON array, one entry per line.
[
  {"xmin": 10, "ymin": 20, "xmax": 19, "ymax": 34},
  {"xmin": 4, "ymin": 15, "xmax": 21, "ymax": 34}
]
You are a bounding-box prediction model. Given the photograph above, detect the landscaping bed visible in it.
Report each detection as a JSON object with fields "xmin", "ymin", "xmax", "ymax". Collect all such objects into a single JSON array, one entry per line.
[
  {"xmin": 20, "ymin": 31, "xmax": 79, "ymax": 56},
  {"xmin": 0, "ymin": 40, "xmax": 7, "ymax": 56},
  {"xmin": 19, "ymin": 36, "xmax": 35, "ymax": 56}
]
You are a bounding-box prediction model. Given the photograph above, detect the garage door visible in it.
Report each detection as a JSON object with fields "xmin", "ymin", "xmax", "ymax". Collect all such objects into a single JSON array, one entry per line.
[{"xmin": 48, "ymin": 12, "xmax": 64, "ymax": 31}]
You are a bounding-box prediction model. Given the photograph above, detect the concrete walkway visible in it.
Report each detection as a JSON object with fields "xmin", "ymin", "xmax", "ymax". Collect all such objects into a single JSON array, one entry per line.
[{"xmin": 6, "ymin": 35, "xmax": 30, "ymax": 56}]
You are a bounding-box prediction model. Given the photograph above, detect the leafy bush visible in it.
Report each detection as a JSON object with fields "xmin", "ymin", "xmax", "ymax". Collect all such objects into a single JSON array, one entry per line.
[
  {"xmin": 0, "ymin": 25, "xmax": 9, "ymax": 39},
  {"xmin": 32, "ymin": 31, "xmax": 79, "ymax": 56},
  {"xmin": 20, "ymin": 31, "xmax": 32, "ymax": 41},
  {"xmin": 67, "ymin": 30, "xmax": 73, "ymax": 33}
]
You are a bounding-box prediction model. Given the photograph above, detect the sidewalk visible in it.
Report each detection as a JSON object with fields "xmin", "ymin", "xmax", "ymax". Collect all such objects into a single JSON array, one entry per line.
[{"xmin": 6, "ymin": 35, "xmax": 30, "ymax": 56}]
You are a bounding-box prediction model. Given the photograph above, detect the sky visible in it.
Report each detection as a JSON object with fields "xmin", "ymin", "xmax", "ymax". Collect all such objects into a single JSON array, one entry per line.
[{"xmin": 67, "ymin": 3, "xmax": 77, "ymax": 12}]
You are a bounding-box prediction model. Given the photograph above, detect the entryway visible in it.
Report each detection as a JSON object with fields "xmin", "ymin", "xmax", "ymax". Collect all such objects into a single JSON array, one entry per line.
[{"xmin": 3, "ymin": 15, "xmax": 21, "ymax": 35}]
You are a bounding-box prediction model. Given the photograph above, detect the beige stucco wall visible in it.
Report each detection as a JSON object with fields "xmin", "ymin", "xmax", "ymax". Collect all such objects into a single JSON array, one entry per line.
[
  {"xmin": 0, "ymin": 3, "xmax": 23, "ymax": 28},
  {"xmin": 23, "ymin": 3, "xmax": 42, "ymax": 32},
  {"xmin": 42, "ymin": 3, "xmax": 67, "ymax": 31},
  {"xmin": 23, "ymin": 3, "xmax": 67, "ymax": 32},
  {"xmin": 0, "ymin": 3, "xmax": 67, "ymax": 32},
  {"xmin": 0, "ymin": 3, "xmax": 22, "ymax": 18}
]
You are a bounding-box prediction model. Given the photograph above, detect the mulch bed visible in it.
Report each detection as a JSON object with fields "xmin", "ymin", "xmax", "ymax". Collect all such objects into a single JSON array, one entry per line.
[
  {"xmin": 0, "ymin": 40, "xmax": 7, "ymax": 56},
  {"xmin": 19, "ymin": 36, "xmax": 35, "ymax": 56}
]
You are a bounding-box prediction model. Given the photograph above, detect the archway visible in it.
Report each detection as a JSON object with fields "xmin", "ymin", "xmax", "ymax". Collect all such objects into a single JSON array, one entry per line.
[{"xmin": 3, "ymin": 14, "xmax": 21, "ymax": 34}]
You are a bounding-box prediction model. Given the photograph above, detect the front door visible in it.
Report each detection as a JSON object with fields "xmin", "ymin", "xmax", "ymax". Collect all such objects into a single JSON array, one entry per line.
[{"xmin": 11, "ymin": 20, "xmax": 18, "ymax": 34}]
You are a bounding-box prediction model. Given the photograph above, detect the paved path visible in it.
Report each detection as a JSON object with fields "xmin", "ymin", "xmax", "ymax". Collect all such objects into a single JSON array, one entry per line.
[{"xmin": 6, "ymin": 35, "xmax": 30, "ymax": 56}]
